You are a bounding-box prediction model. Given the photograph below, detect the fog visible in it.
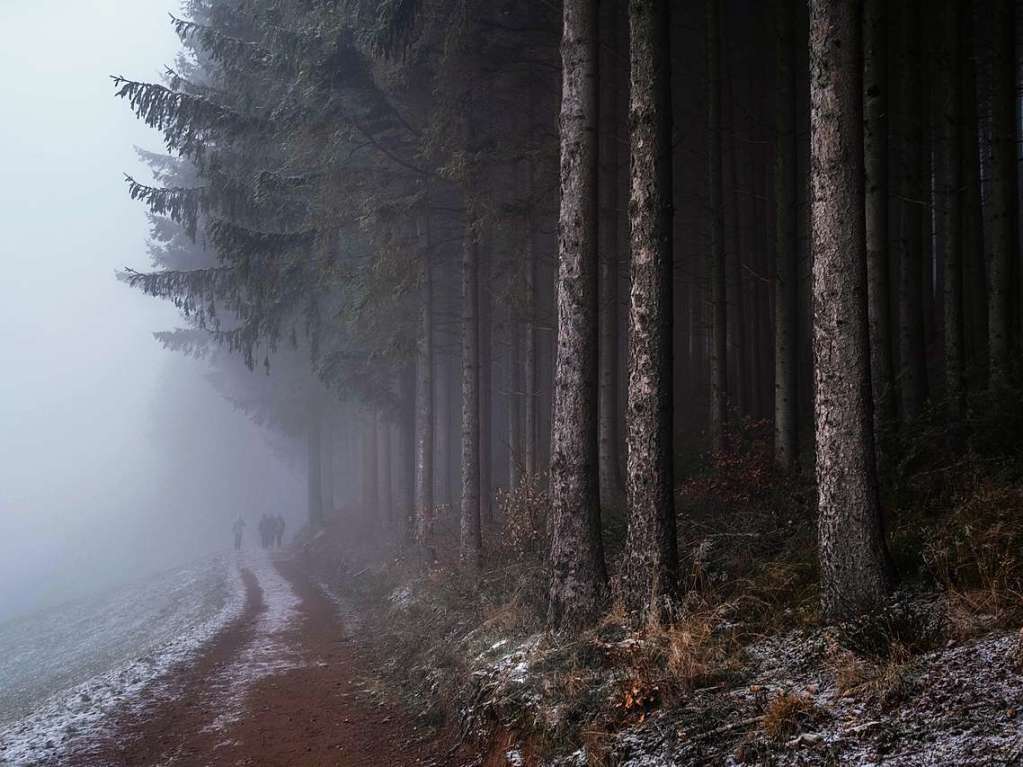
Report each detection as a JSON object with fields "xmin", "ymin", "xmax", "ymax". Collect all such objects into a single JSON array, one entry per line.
[{"xmin": 0, "ymin": 0, "xmax": 302, "ymax": 621}]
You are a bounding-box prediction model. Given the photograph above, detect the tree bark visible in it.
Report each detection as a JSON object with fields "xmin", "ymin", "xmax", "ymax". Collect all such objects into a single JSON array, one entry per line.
[
  {"xmin": 320, "ymin": 410, "xmax": 334, "ymax": 515},
  {"xmin": 364, "ymin": 409, "xmax": 379, "ymax": 523},
  {"xmin": 725, "ymin": 54, "xmax": 750, "ymax": 419},
  {"xmin": 461, "ymin": 224, "xmax": 482, "ymax": 569},
  {"xmin": 599, "ymin": 0, "xmax": 625, "ymax": 512},
  {"xmin": 774, "ymin": 0, "xmax": 798, "ymax": 469},
  {"xmin": 414, "ymin": 222, "xmax": 435, "ymax": 555},
  {"xmin": 960, "ymin": 2, "xmax": 987, "ymax": 383},
  {"xmin": 524, "ymin": 83, "xmax": 540, "ymax": 480},
  {"xmin": 937, "ymin": 0, "xmax": 965, "ymax": 424},
  {"xmin": 509, "ymin": 302, "xmax": 524, "ymax": 490},
  {"xmin": 621, "ymin": 0, "xmax": 679, "ymax": 620},
  {"xmin": 896, "ymin": 0, "xmax": 928, "ymax": 420},
  {"xmin": 863, "ymin": 0, "xmax": 895, "ymax": 452},
  {"xmin": 706, "ymin": 0, "xmax": 729, "ymax": 452},
  {"xmin": 988, "ymin": 0, "xmax": 1016, "ymax": 389},
  {"xmin": 548, "ymin": 0, "xmax": 608, "ymax": 628},
  {"xmin": 809, "ymin": 0, "xmax": 891, "ymax": 622},
  {"xmin": 479, "ymin": 248, "xmax": 493, "ymax": 526},
  {"xmin": 399, "ymin": 362, "xmax": 416, "ymax": 549}
]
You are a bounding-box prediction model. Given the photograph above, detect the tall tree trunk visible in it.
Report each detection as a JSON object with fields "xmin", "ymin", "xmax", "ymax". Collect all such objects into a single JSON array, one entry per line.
[
  {"xmin": 399, "ymin": 363, "xmax": 416, "ymax": 549},
  {"xmin": 938, "ymin": 0, "xmax": 965, "ymax": 425},
  {"xmin": 621, "ymin": 0, "xmax": 678, "ymax": 619},
  {"xmin": 961, "ymin": 2, "xmax": 987, "ymax": 384},
  {"xmin": 897, "ymin": 0, "xmax": 928, "ymax": 420},
  {"xmin": 320, "ymin": 410, "xmax": 334, "ymax": 515},
  {"xmin": 809, "ymin": 0, "xmax": 891, "ymax": 622},
  {"xmin": 479, "ymin": 248, "xmax": 493, "ymax": 527},
  {"xmin": 988, "ymin": 0, "xmax": 1016, "ymax": 388},
  {"xmin": 599, "ymin": 0, "xmax": 625, "ymax": 512},
  {"xmin": 307, "ymin": 405, "xmax": 324, "ymax": 526},
  {"xmin": 706, "ymin": 0, "xmax": 729, "ymax": 452},
  {"xmin": 774, "ymin": 0, "xmax": 798, "ymax": 469},
  {"xmin": 726, "ymin": 62, "xmax": 750, "ymax": 418},
  {"xmin": 863, "ymin": 0, "xmax": 895, "ymax": 452},
  {"xmin": 461, "ymin": 224, "xmax": 482, "ymax": 568},
  {"xmin": 414, "ymin": 223, "xmax": 435, "ymax": 555},
  {"xmin": 509, "ymin": 303, "xmax": 524, "ymax": 490},
  {"xmin": 364, "ymin": 409, "xmax": 379, "ymax": 523},
  {"xmin": 524, "ymin": 84, "xmax": 540, "ymax": 480},
  {"xmin": 548, "ymin": 0, "xmax": 608, "ymax": 628}
]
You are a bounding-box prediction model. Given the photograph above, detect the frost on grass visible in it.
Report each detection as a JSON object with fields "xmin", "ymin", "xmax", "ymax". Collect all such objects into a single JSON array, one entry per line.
[{"xmin": 0, "ymin": 555, "xmax": 245, "ymax": 767}]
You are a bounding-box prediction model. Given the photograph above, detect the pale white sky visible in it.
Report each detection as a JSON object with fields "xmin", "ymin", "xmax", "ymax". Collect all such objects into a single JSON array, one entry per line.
[{"xmin": 0, "ymin": 0, "xmax": 302, "ymax": 617}]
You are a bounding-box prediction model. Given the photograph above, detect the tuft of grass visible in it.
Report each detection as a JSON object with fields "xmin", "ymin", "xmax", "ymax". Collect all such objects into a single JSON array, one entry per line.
[
  {"xmin": 832, "ymin": 640, "xmax": 917, "ymax": 708},
  {"xmin": 760, "ymin": 691, "xmax": 818, "ymax": 741}
]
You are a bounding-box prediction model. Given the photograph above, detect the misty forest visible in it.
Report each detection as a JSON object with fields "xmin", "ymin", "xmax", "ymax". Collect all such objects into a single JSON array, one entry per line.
[{"xmin": 2, "ymin": 0, "xmax": 1023, "ymax": 764}]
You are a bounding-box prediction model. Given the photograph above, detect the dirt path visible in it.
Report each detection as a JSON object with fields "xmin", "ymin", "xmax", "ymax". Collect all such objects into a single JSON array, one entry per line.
[{"xmin": 68, "ymin": 556, "xmax": 473, "ymax": 767}]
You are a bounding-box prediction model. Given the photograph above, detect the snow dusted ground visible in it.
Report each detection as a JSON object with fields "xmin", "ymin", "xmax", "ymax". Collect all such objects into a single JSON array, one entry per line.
[
  {"xmin": 0, "ymin": 553, "xmax": 245, "ymax": 767},
  {"xmin": 202, "ymin": 549, "xmax": 303, "ymax": 733}
]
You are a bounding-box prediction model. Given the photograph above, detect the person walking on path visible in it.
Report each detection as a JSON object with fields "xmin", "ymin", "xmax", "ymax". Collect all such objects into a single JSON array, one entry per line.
[{"xmin": 232, "ymin": 517, "xmax": 246, "ymax": 551}]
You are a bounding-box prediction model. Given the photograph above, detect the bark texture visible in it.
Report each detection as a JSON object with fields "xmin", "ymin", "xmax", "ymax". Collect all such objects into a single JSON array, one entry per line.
[
  {"xmin": 896, "ymin": 0, "xmax": 928, "ymax": 420},
  {"xmin": 414, "ymin": 228, "xmax": 435, "ymax": 553},
  {"xmin": 621, "ymin": 0, "xmax": 679, "ymax": 619},
  {"xmin": 508, "ymin": 304, "xmax": 524, "ymax": 489},
  {"xmin": 937, "ymin": 0, "xmax": 964, "ymax": 423},
  {"xmin": 706, "ymin": 0, "xmax": 728, "ymax": 452},
  {"xmin": 863, "ymin": 0, "xmax": 895, "ymax": 449},
  {"xmin": 547, "ymin": 0, "xmax": 608, "ymax": 628},
  {"xmin": 809, "ymin": 0, "xmax": 891, "ymax": 621},
  {"xmin": 461, "ymin": 225, "xmax": 482, "ymax": 569},
  {"xmin": 479, "ymin": 248, "xmax": 493, "ymax": 525},
  {"xmin": 774, "ymin": 0, "xmax": 798, "ymax": 469},
  {"xmin": 598, "ymin": 0, "xmax": 625, "ymax": 512},
  {"xmin": 988, "ymin": 0, "xmax": 1016, "ymax": 388}
]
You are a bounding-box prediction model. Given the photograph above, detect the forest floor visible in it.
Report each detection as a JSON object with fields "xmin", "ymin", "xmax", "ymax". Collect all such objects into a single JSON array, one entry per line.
[{"xmin": 57, "ymin": 552, "xmax": 479, "ymax": 767}]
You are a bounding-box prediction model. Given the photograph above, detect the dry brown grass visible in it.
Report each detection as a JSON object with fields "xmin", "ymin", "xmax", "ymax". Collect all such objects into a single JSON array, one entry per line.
[
  {"xmin": 920, "ymin": 481, "xmax": 1023, "ymax": 636},
  {"xmin": 760, "ymin": 691, "xmax": 818, "ymax": 740},
  {"xmin": 831, "ymin": 639, "xmax": 916, "ymax": 708}
]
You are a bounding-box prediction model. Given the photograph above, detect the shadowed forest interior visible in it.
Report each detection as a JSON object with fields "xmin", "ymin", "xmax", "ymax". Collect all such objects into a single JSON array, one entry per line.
[{"xmin": 4, "ymin": 0, "xmax": 1023, "ymax": 764}]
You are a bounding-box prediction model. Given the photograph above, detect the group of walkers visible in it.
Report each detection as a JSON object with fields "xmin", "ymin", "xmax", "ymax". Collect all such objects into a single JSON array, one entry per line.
[
  {"xmin": 231, "ymin": 513, "xmax": 287, "ymax": 551},
  {"xmin": 259, "ymin": 513, "xmax": 286, "ymax": 549}
]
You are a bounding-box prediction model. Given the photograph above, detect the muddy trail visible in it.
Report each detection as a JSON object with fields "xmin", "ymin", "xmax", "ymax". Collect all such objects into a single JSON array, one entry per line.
[{"xmin": 59, "ymin": 555, "xmax": 475, "ymax": 767}]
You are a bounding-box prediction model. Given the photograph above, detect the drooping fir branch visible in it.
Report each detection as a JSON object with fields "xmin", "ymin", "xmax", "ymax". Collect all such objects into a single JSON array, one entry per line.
[
  {"xmin": 169, "ymin": 14, "xmax": 275, "ymax": 71},
  {"xmin": 125, "ymin": 175, "xmax": 203, "ymax": 239},
  {"xmin": 112, "ymin": 75, "xmax": 260, "ymax": 159},
  {"xmin": 153, "ymin": 328, "xmax": 213, "ymax": 358},
  {"xmin": 121, "ymin": 266, "xmax": 238, "ymax": 329},
  {"xmin": 163, "ymin": 67, "xmax": 224, "ymax": 99},
  {"xmin": 206, "ymin": 218, "xmax": 318, "ymax": 262}
]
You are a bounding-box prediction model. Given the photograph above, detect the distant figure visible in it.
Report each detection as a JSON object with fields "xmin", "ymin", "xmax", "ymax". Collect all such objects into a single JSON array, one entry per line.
[
  {"xmin": 232, "ymin": 517, "xmax": 246, "ymax": 551},
  {"xmin": 258, "ymin": 514, "xmax": 271, "ymax": 549},
  {"xmin": 275, "ymin": 515, "xmax": 286, "ymax": 548}
]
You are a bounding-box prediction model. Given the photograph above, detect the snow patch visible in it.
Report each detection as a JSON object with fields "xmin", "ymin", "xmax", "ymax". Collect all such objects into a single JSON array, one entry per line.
[
  {"xmin": 0, "ymin": 556, "xmax": 245, "ymax": 767},
  {"xmin": 203, "ymin": 551, "xmax": 302, "ymax": 731}
]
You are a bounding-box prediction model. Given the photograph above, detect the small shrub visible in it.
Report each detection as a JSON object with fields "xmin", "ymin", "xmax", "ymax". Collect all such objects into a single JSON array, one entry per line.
[{"xmin": 496, "ymin": 473, "xmax": 550, "ymax": 563}]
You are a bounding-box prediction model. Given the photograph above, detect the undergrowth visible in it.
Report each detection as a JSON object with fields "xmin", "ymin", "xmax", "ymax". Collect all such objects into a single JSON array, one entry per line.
[{"xmin": 309, "ymin": 396, "xmax": 1023, "ymax": 763}]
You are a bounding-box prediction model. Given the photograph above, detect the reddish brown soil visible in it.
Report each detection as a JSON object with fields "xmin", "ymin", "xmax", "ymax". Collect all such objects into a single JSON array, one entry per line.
[{"xmin": 66, "ymin": 558, "xmax": 474, "ymax": 767}]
